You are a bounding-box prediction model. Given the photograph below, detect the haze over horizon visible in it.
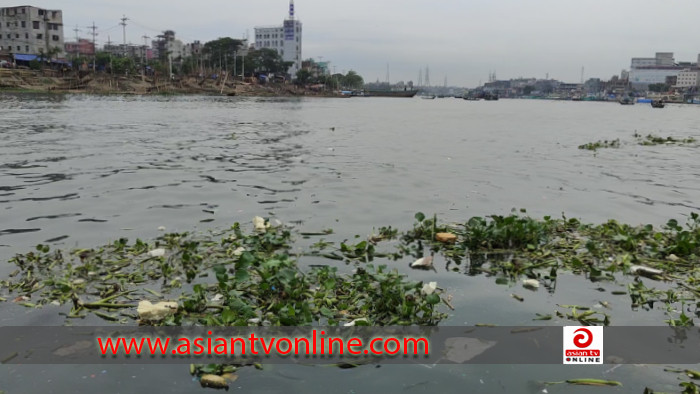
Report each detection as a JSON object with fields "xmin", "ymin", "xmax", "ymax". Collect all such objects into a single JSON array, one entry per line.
[{"xmin": 27, "ymin": 0, "xmax": 700, "ymax": 87}]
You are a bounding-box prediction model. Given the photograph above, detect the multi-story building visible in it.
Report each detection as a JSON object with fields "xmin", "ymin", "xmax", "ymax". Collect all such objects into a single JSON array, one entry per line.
[
  {"xmin": 64, "ymin": 38, "xmax": 94, "ymax": 56},
  {"xmin": 629, "ymin": 52, "xmax": 684, "ymax": 89},
  {"xmin": 676, "ymin": 69, "xmax": 699, "ymax": 88},
  {"xmin": 0, "ymin": 5, "xmax": 64, "ymax": 57},
  {"xmin": 254, "ymin": 0, "xmax": 302, "ymax": 77},
  {"xmin": 103, "ymin": 43, "xmax": 151, "ymax": 61},
  {"xmin": 152, "ymin": 30, "xmax": 184, "ymax": 62}
]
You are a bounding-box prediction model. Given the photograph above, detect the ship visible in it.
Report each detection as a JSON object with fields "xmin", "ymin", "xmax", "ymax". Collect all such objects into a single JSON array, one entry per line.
[{"xmin": 364, "ymin": 89, "xmax": 418, "ymax": 98}]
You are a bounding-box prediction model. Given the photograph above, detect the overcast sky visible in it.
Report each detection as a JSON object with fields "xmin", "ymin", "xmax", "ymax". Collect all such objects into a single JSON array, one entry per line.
[{"xmin": 34, "ymin": 0, "xmax": 700, "ymax": 87}]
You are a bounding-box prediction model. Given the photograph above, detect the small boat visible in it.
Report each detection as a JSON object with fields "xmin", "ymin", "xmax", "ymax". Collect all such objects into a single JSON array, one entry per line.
[
  {"xmin": 619, "ymin": 97, "xmax": 635, "ymax": 105},
  {"xmin": 650, "ymin": 100, "xmax": 665, "ymax": 108},
  {"xmin": 421, "ymin": 95, "xmax": 436, "ymax": 99}
]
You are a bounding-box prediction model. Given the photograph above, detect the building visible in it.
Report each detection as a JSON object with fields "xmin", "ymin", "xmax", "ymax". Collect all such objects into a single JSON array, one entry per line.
[
  {"xmin": 676, "ymin": 69, "xmax": 699, "ymax": 88},
  {"xmin": 0, "ymin": 5, "xmax": 64, "ymax": 57},
  {"xmin": 103, "ymin": 43, "xmax": 150, "ymax": 61},
  {"xmin": 152, "ymin": 30, "xmax": 184, "ymax": 62},
  {"xmin": 64, "ymin": 38, "xmax": 94, "ymax": 56},
  {"xmin": 254, "ymin": 0, "xmax": 302, "ymax": 77},
  {"xmin": 628, "ymin": 52, "xmax": 685, "ymax": 89}
]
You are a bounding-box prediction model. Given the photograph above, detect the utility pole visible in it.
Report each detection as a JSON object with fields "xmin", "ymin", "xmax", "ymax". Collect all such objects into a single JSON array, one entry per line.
[
  {"xmin": 72, "ymin": 25, "xmax": 80, "ymax": 65},
  {"xmin": 87, "ymin": 22, "xmax": 98, "ymax": 72},
  {"xmin": 142, "ymin": 34, "xmax": 150, "ymax": 81},
  {"xmin": 120, "ymin": 15, "xmax": 128, "ymax": 57},
  {"xmin": 142, "ymin": 34, "xmax": 150, "ymax": 63},
  {"xmin": 107, "ymin": 35, "xmax": 113, "ymax": 74}
]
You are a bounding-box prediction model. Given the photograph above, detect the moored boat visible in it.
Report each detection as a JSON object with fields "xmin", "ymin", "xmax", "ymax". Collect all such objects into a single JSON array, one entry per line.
[
  {"xmin": 619, "ymin": 97, "xmax": 635, "ymax": 105},
  {"xmin": 651, "ymin": 100, "xmax": 665, "ymax": 108},
  {"xmin": 365, "ymin": 89, "xmax": 418, "ymax": 98}
]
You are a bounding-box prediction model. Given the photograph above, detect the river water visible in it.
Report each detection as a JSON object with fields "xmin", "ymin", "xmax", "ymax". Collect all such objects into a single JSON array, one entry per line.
[{"xmin": 1, "ymin": 94, "xmax": 699, "ymax": 393}]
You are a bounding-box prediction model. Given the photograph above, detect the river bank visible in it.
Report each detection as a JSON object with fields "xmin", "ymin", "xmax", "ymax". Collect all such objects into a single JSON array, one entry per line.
[{"xmin": 0, "ymin": 68, "xmax": 343, "ymax": 97}]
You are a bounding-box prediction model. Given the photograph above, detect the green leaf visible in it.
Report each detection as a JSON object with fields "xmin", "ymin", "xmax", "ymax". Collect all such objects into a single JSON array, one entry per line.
[
  {"xmin": 415, "ymin": 212, "xmax": 426, "ymax": 222},
  {"xmin": 425, "ymin": 294, "xmax": 440, "ymax": 305},
  {"xmin": 234, "ymin": 269, "xmax": 250, "ymax": 283},
  {"xmin": 320, "ymin": 306, "xmax": 334, "ymax": 318}
]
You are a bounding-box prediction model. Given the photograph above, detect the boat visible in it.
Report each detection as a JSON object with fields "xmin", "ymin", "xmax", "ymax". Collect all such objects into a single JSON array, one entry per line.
[
  {"xmin": 619, "ymin": 97, "xmax": 635, "ymax": 105},
  {"xmin": 421, "ymin": 95, "xmax": 436, "ymax": 99},
  {"xmin": 364, "ymin": 89, "xmax": 418, "ymax": 98},
  {"xmin": 650, "ymin": 100, "xmax": 665, "ymax": 108}
]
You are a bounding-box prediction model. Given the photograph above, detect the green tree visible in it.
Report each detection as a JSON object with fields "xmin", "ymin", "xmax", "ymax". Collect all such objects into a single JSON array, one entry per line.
[
  {"xmin": 247, "ymin": 48, "xmax": 293, "ymax": 75},
  {"xmin": 295, "ymin": 69, "xmax": 312, "ymax": 85},
  {"xmin": 112, "ymin": 57, "xmax": 135, "ymax": 75},
  {"xmin": 342, "ymin": 70, "xmax": 364, "ymax": 89},
  {"xmin": 203, "ymin": 37, "xmax": 243, "ymax": 71}
]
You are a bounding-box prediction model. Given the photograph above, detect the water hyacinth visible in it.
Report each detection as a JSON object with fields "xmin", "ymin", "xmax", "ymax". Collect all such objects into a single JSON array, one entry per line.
[
  {"xmin": 252, "ymin": 216, "xmax": 269, "ymax": 233},
  {"xmin": 147, "ymin": 248, "xmax": 166, "ymax": 257},
  {"xmin": 421, "ymin": 281, "xmax": 438, "ymax": 295}
]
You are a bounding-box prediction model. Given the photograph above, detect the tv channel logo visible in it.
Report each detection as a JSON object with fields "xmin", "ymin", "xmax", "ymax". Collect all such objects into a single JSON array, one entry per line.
[{"xmin": 563, "ymin": 326, "xmax": 603, "ymax": 364}]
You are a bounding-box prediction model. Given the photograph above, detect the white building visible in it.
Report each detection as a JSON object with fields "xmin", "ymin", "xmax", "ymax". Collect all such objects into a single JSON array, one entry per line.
[
  {"xmin": 629, "ymin": 52, "xmax": 681, "ymax": 88},
  {"xmin": 254, "ymin": 0, "xmax": 302, "ymax": 77},
  {"xmin": 0, "ymin": 5, "xmax": 64, "ymax": 57},
  {"xmin": 676, "ymin": 69, "xmax": 699, "ymax": 88}
]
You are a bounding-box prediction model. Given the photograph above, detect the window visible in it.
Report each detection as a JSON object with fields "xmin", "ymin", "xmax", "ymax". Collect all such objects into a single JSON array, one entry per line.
[
  {"xmin": 38, "ymin": 9, "xmax": 44, "ymax": 16},
  {"xmin": 36, "ymin": 33, "xmax": 42, "ymax": 39},
  {"xmin": 33, "ymin": 21, "xmax": 40, "ymax": 29},
  {"xmin": 25, "ymin": 45, "xmax": 28, "ymax": 51},
  {"xmin": 15, "ymin": 34, "xmax": 19, "ymax": 38},
  {"xmin": 25, "ymin": 33, "xmax": 28, "ymax": 39},
  {"xmin": 21, "ymin": 7, "xmax": 26, "ymax": 14},
  {"xmin": 52, "ymin": 35, "xmax": 59, "ymax": 41},
  {"xmin": 17, "ymin": 45, "xmax": 20, "ymax": 51},
  {"xmin": 21, "ymin": 21, "xmax": 26, "ymax": 28}
]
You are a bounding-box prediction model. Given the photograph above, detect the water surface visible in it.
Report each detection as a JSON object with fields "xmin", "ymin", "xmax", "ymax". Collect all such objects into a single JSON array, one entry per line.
[{"xmin": 1, "ymin": 94, "xmax": 699, "ymax": 393}]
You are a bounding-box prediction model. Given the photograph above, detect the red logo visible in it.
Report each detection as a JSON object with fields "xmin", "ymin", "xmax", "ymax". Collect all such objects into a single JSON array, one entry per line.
[{"xmin": 573, "ymin": 328, "xmax": 593, "ymax": 348}]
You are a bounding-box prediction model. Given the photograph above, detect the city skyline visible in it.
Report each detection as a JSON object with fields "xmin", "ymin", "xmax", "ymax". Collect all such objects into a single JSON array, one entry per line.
[{"xmin": 28, "ymin": 0, "xmax": 700, "ymax": 87}]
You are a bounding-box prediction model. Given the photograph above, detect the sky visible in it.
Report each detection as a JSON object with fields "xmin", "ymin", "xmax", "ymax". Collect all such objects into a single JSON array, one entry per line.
[{"xmin": 31, "ymin": 0, "xmax": 700, "ymax": 87}]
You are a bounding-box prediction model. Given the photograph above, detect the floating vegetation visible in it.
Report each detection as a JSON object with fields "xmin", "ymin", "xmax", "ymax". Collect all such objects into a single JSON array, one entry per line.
[
  {"xmin": 579, "ymin": 133, "xmax": 697, "ymax": 153},
  {"xmin": 0, "ymin": 218, "xmax": 446, "ymax": 327},
  {"xmin": 578, "ymin": 139, "xmax": 621, "ymax": 151},
  {"xmin": 635, "ymin": 132, "xmax": 697, "ymax": 146},
  {"xmin": 2, "ymin": 211, "xmax": 700, "ymax": 390}
]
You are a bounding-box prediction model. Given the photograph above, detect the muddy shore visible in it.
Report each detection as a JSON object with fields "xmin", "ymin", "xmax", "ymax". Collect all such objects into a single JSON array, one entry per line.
[{"xmin": 0, "ymin": 68, "xmax": 343, "ymax": 97}]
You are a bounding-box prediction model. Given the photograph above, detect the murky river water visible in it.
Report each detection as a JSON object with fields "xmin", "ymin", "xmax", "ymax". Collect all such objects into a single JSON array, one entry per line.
[{"xmin": 1, "ymin": 94, "xmax": 699, "ymax": 393}]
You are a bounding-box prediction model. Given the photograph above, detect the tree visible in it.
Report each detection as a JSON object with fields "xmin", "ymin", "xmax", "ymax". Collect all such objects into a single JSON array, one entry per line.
[
  {"xmin": 342, "ymin": 70, "xmax": 363, "ymax": 88},
  {"xmin": 295, "ymin": 69, "xmax": 312, "ymax": 85},
  {"xmin": 246, "ymin": 48, "xmax": 293, "ymax": 75},
  {"xmin": 111, "ymin": 57, "xmax": 134, "ymax": 75},
  {"xmin": 203, "ymin": 37, "xmax": 243, "ymax": 72}
]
